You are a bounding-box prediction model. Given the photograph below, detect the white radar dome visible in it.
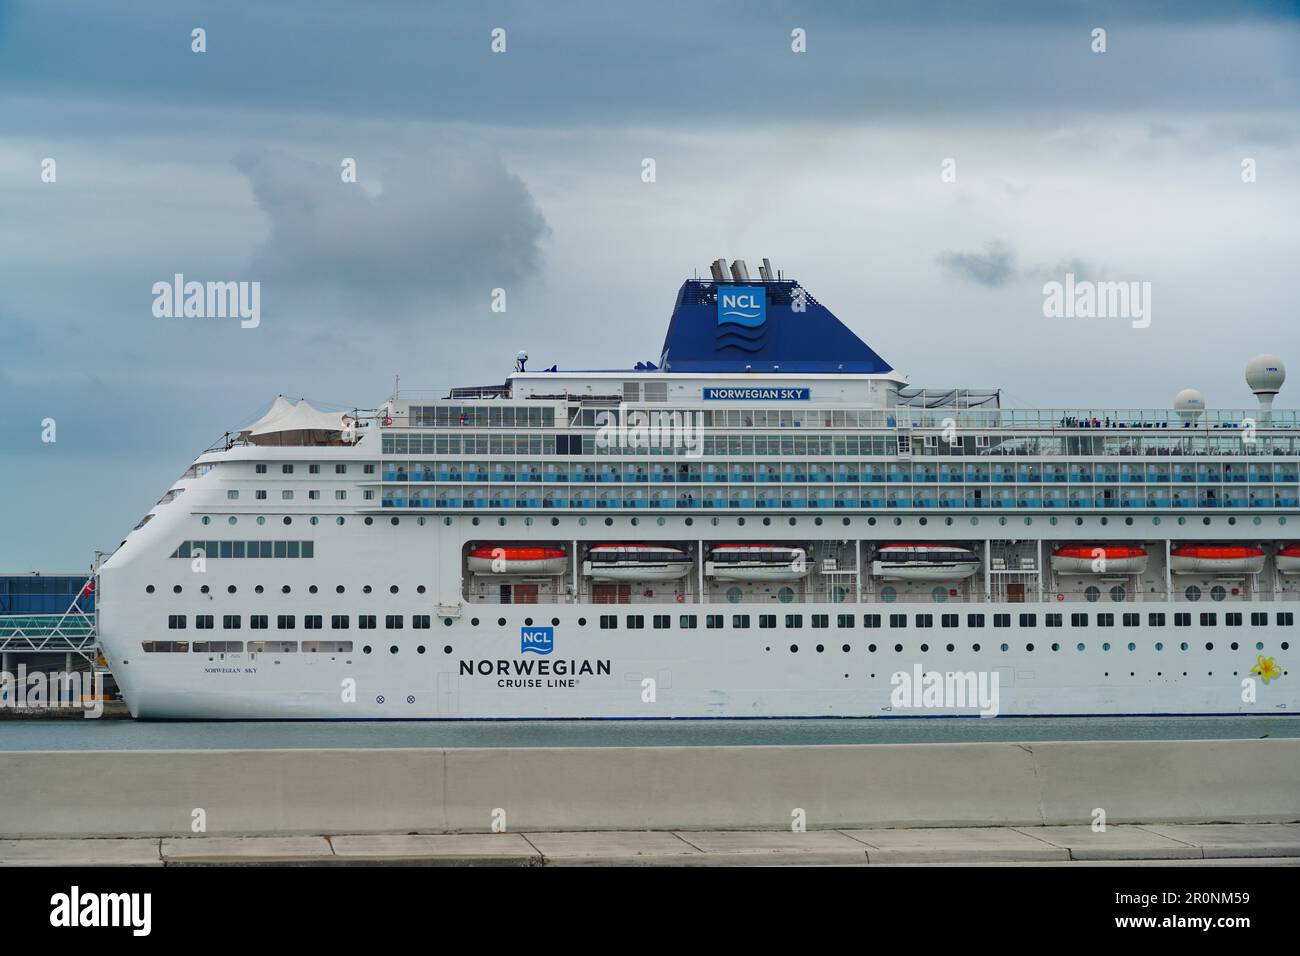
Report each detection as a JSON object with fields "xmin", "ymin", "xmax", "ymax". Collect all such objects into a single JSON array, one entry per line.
[
  {"xmin": 1245, "ymin": 354, "xmax": 1286, "ymax": 396},
  {"xmin": 1174, "ymin": 387, "xmax": 1205, "ymax": 420}
]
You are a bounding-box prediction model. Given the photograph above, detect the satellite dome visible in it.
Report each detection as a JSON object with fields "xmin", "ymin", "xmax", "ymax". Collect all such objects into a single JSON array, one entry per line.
[
  {"xmin": 1245, "ymin": 354, "xmax": 1285, "ymax": 396},
  {"xmin": 1174, "ymin": 387, "xmax": 1205, "ymax": 420}
]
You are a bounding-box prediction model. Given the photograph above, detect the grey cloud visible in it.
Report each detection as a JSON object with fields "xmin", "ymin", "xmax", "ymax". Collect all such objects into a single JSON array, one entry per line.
[
  {"xmin": 233, "ymin": 144, "xmax": 550, "ymax": 319},
  {"xmin": 935, "ymin": 241, "xmax": 1018, "ymax": 287}
]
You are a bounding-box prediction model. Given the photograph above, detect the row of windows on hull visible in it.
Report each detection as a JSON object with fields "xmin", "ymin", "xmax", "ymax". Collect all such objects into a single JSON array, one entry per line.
[
  {"xmin": 377, "ymin": 490, "xmax": 1300, "ymax": 509},
  {"xmin": 161, "ymin": 610, "xmax": 1296, "ymax": 634},
  {"xmin": 376, "ymin": 461, "xmax": 1300, "ymax": 482},
  {"xmin": 140, "ymin": 640, "xmax": 445, "ymax": 656},
  {"xmin": 145, "ymin": 584, "xmax": 424, "ymax": 596}
]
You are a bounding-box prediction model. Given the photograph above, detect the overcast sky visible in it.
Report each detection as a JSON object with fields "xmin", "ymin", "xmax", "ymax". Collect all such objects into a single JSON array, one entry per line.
[{"xmin": 1, "ymin": 0, "xmax": 1297, "ymax": 568}]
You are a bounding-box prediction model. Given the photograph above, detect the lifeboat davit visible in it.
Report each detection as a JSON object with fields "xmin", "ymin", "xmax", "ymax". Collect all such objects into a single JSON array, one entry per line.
[
  {"xmin": 467, "ymin": 546, "xmax": 568, "ymax": 575},
  {"xmin": 1278, "ymin": 544, "xmax": 1300, "ymax": 575},
  {"xmin": 706, "ymin": 544, "xmax": 809, "ymax": 581},
  {"xmin": 872, "ymin": 544, "xmax": 979, "ymax": 582},
  {"xmin": 1169, "ymin": 545, "xmax": 1265, "ymax": 575},
  {"xmin": 584, "ymin": 544, "xmax": 692, "ymax": 582},
  {"xmin": 1051, "ymin": 546, "xmax": 1149, "ymax": 574}
]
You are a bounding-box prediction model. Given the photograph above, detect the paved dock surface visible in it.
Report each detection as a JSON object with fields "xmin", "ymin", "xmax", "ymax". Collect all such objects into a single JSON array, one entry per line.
[{"xmin": 2, "ymin": 823, "xmax": 1298, "ymax": 866}]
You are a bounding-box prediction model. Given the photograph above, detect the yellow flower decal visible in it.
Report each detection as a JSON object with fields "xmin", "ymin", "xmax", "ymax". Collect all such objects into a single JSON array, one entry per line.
[{"xmin": 1250, "ymin": 655, "xmax": 1281, "ymax": 684}]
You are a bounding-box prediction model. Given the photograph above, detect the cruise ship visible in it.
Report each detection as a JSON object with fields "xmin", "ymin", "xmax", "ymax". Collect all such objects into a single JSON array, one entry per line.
[{"xmin": 97, "ymin": 259, "xmax": 1297, "ymax": 719}]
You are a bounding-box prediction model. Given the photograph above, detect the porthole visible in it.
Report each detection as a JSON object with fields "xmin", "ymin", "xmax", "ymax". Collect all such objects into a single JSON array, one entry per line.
[
  {"xmin": 657, "ymin": 517, "xmax": 665, "ymax": 526},
  {"xmin": 551, "ymin": 618, "xmax": 560, "ymax": 626},
  {"xmin": 145, "ymin": 585, "xmax": 155, "ymax": 594},
  {"xmin": 1205, "ymin": 642, "xmax": 1214, "ymax": 650},
  {"xmin": 228, "ymin": 516, "xmax": 237, "ymax": 526},
  {"xmin": 418, "ymin": 517, "xmax": 427, "ymax": 526},
  {"xmin": 1155, "ymin": 642, "xmax": 1163, "ymax": 651},
  {"xmin": 920, "ymin": 517, "xmax": 928, "ymax": 526},
  {"xmin": 1228, "ymin": 517, "xmax": 1236, "ymax": 526},
  {"xmin": 471, "ymin": 618, "xmax": 480, "ymax": 626},
  {"xmin": 472, "ymin": 517, "xmax": 480, "ymax": 526},
  {"xmin": 255, "ymin": 585, "xmax": 264, "ymax": 594},
  {"xmin": 777, "ymin": 587, "xmax": 795, "ymax": 603},
  {"xmin": 497, "ymin": 617, "xmax": 506, "ymax": 627},
  {"xmin": 604, "ymin": 518, "xmax": 613, "ymax": 526},
  {"xmin": 336, "ymin": 585, "xmax": 345, "ymax": 594},
  {"xmin": 579, "ymin": 517, "xmax": 587, "ymax": 526},
  {"xmin": 893, "ymin": 518, "xmax": 901, "ymax": 526},
  {"xmin": 524, "ymin": 617, "xmax": 534, "ymax": 626},
  {"xmin": 880, "ymin": 586, "xmax": 897, "ymax": 603},
  {"xmin": 631, "ymin": 517, "xmax": 639, "ymax": 526},
  {"xmin": 737, "ymin": 517, "xmax": 746, "ymax": 526},
  {"xmin": 1177, "ymin": 516, "xmax": 1186, "ymax": 525},
  {"xmin": 789, "ymin": 644, "xmax": 799, "ymax": 653},
  {"xmin": 972, "ymin": 643, "xmax": 981, "ymax": 652},
  {"xmin": 227, "ymin": 585, "xmax": 236, "ymax": 594},
  {"xmin": 389, "ymin": 585, "xmax": 399, "ymax": 594},
  {"xmin": 363, "ymin": 645, "xmax": 372, "ymax": 654},
  {"xmin": 1076, "ymin": 643, "xmax": 1085, "ymax": 652},
  {"xmin": 1074, "ymin": 517, "xmax": 1083, "ymax": 526},
  {"xmin": 1282, "ymin": 642, "xmax": 1290, "ymax": 650},
  {"xmin": 842, "ymin": 644, "xmax": 851, "ymax": 653},
  {"xmin": 417, "ymin": 646, "xmax": 426, "ymax": 654},
  {"xmin": 685, "ymin": 517, "xmax": 694, "ymax": 526},
  {"xmin": 363, "ymin": 585, "xmax": 372, "ymax": 594},
  {"xmin": 257, "ymin": 517, "xmax": 266, "ymax": 525},
  {"xmin": 1100, "ymin": 517, "xmax": 1109, "ymax": 526},
  {"xmin": 815, "ymin": 644, "xmax": 824, "ymax": 653},
  {"xmin": 999, "ymin": 643, "xmax": 1009, "ymax": 652},
  {"xmin": 1048, "ymin": 517, "xmax": 1057, "ymax": 526},
  {"xmin": 173, "ymin": 585, "xmax": 182, "ymax": 594},
  {"xmin": 920, "ymin": 643, "xmax": 929, "ymax": 653},
  {"xmin": 389, "ymin": 645, "xmax": 399, "ymax": 654},
  {"xmin": 390, "ymin": 517, "xmax": 399, "ymax": 526},
  {"xmin": 1152, "ymin": 517, "xmax": 1161, "ymax": 525},
  {"xmin": 1102, "ymin": 642, "xmax": 1111, "ymax": 651},
  {"xmin": 309, "ymin": 585, "xmax": 318, "ymax": 594},
  {"xmin": 788, "ymin": 517, "xmax": 797, "ymax": 526},
  {"xmin": 868, "ymin": 517, "xmax": 876, "ymax": 526},
  {"xmin": 1025, "ymin": 643, "xmax": 1034, "ymax": 652},
  {"xmin": 443, "ymin": 645, "xmax": 453, "ymax": 654},
  {"xmin": 202, "ymin": 516, "xmax": 211, "ymax": 526},
  {"xmin": 337, "ymin": 517, "xmax": 345, "ymax": 525},
  {"xmin": 1231, "ymin": 642, "xmax": 1239, "ymax": 651},
  {"xmin": 931, "ymin": 586, "xmax": 948, "ymax": 603},
  {"xmin": 763, "ymin": 517, "xmax": 772, "ymax": 526},
  {"xmin": 551, "ymin": 518, "xmax": 559, "ymax": 526},
  {"xmin": 443, "ymin": 618, "xmax": 453, "ymax": 627},
  {"xmin": 893, "ymin": 644, "xmax": 903, "ymax": 653},
  {"xmin": 726, "ymin": 586, "xmax": 743, "ymax": 604},
  {"xmin": 815, "ymin": 518, "xmax": 823, "ymax": 526},
  {"xmin": 1203, "ymin": 517, "xmax": 1211, "ymax": 526},
  {"xmin": 1180, "ymin": 642, "xmax": 1189, "ymax": 651},
  {"xmin": 1051, "ymin": 643, "xmax": 1059, "ymax": 652},
  {"xmin": 946, "ymin": 643, "xmax": 954, "ymax": 652},
  {"xmin": 364, "ymin": 517, "xmax": 374, "ymax": 526},
  {"xmin": 578, "ymin": 618, "xmax": 587, "ymax": 626},
  {"xmin": 417, "ymin": 585, "xmax": 426, "ymax": 594},
  {"xmin": 282, "ymin": 585, "xmax": 291, "ymax": 594},
  {"xmin": 1253, "ymin": 517, "xmax": 1262, "ymax": 526},
  {"xmin": 868, "ymin": 644, "xmax": 877, "ymax": 653},
  {"xmin": 1127, "ymin": 642, "xmax": 1136, "ymax": 651},
  {"xmin": 283, "ymin": 517, "xmax": 292, "ymax": 525},
  {"xmin": 310, "ymin": 516, "xmax": 319, "ymax": 526},
  {"xmin": 1124, "ymin": 517, "xmax": 1133, "ymax": 526}
]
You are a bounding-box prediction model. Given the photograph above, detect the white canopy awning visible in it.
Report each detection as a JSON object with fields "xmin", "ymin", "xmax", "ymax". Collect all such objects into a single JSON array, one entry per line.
[
  {"xmin": 248, "ymin": 399, "xmax": 350, "ymax": 446},
  {"xmin": 239, "ymin": 395, "xmax": 296, "ymax": 438}
]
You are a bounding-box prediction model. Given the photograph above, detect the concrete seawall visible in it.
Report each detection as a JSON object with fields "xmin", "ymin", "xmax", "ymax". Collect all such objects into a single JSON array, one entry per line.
[{"xmin": 2, "ymin": 739, "xmax": 1297, "ymax": 838}]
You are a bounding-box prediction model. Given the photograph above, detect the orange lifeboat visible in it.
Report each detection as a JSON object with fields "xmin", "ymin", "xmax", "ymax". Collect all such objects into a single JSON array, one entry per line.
[
  {"xmin": 467, "ymin": 546, "xmax": 567, "ymax": 575},
  {"xmin": 1276, "ymin": 544, "xmax": 1300, "ymax": 575},
  {"xmin": 1051, "ymin": 546, "xmax": 1148, "ymax": 574},
  {"xmin": 1169, "ymin": 545, "xmax": 1265, "ymax": 575}
]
